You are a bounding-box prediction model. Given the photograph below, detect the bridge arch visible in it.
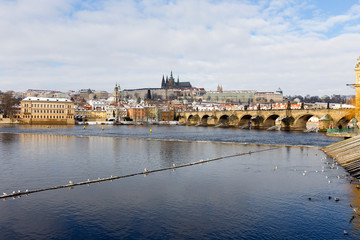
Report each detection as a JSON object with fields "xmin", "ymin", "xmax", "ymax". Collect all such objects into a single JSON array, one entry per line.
[
  {"xmin": 293, "ymin": 114, "xmax": 316, "ymax": 130},
  {"xmin": 335, "ymin": 116, "xmax": 351, "ymax": 129},
  {"xmin": 187, "ymin": 114, "xmax": 200, "ymax": 125},
  {"xmin": 201, "ymin": 115, "xmax": 210, "ymax": 125},
  {"xmin": 263, "ymin": 114, "xmax": 280, "ymax": 128},
  {"xmin": 187, "ymin": 114, "xmax": 194, "ymax": 122},
  {"xmin": 239, "ymin": 115, "xmax": 252, "ymax": 128},
  {"xmin": 219, "ymin": 114, "xmax": 230, "ymax": 125}
]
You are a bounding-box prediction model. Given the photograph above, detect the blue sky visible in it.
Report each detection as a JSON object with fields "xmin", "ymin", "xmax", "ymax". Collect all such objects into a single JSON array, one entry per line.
[{"xmin": 1, "ymin": 0, "xmax": 360, "ymax": 95}]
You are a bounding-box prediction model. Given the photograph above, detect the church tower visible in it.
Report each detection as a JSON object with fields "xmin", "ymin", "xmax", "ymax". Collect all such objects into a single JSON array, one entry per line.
[
  {"xmin": 113, "ymin": 83, "xmax": 120, "ymax": 104},
  {"xmin": 168, "ymin": 71, "xmax": 175, "ymax": 89}
]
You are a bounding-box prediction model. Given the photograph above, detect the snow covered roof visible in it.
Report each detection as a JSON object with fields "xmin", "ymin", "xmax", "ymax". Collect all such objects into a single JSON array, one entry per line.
[{"xmin": 22, "ymin": 97, "xmax": 72, "ymax": 103}]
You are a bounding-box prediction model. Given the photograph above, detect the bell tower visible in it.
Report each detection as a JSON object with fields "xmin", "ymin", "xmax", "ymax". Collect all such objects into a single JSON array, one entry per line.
[
  {"xmin": 113, "ymin": 83, "xmax": 120, "ymax": 104},
  {"xmin": 168, "ymin": 71, "xmax": 175, "ymax": 89}
]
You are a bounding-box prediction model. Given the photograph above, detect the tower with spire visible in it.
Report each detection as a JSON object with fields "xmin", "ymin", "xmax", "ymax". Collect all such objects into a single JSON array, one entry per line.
[
  {"xmin": 161, "ymin": 75, "xmax": 165, "ymax": 88},
  {"xmin": 168, "ymin": 71, "xmax": 175, "ymax": 88},
  {"xmin": 113, "ymin": 83, "xmax": 120, "ymax": 104}
]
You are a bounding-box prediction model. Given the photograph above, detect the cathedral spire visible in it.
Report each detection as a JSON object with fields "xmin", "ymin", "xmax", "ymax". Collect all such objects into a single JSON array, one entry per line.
[{"xmin": 161, "ymin": 75, "xmax": 165, "ymax": 88}]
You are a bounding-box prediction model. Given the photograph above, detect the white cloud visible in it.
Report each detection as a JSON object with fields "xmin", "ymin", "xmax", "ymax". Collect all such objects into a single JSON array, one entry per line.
[{"xmin": 0, "ymin": 0, "xmax": 359, "ymax": 95}]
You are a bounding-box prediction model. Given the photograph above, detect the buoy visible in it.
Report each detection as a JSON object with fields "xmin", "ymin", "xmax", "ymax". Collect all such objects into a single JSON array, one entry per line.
[
  {"xmin": 150, "ymin": 129, "xmax": 152, "ymax": 133},
  {"xmin": 83, "ymin": 126, "xmax": 86, "ymax": 129},
  {"xmin": 102, "ymin": 126, "xmax": 104, "ymax": 131}
]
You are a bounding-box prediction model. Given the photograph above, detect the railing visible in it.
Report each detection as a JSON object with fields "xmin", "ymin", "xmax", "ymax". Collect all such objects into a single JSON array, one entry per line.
[{"xmin": 327, "ymin": 128, "xmax": 359, "ymax": 134}]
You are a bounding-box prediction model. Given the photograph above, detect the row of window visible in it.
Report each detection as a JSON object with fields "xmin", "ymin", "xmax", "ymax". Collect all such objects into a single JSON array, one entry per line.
[
  {"xmin": 24, "ymin": 110, "xmax": 73, "ymax": 114},
  {"xmin": 24, "ymin": 103, "xmax": 72, "ymax": 108},
  {"xmin": 23, "ymin": 115, "xmax": 73, "ymax": 119},
  {"xmin": 24, "ymin": 109, "xmax": 67, "ymax": 114}
]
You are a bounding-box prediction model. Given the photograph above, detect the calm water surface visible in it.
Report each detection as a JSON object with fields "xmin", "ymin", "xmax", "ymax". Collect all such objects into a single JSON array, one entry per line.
[{"xmin": 0, "ymin": 125, "xmax": 359, "ymax": 239}]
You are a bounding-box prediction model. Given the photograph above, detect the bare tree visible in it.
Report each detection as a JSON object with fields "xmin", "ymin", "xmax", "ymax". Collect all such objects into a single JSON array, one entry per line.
[
  {"xmin": 0, "ymin": 92, "xmax": 20, "ymax": 118},
  {"xmin": 71, "ymin": 96, "xmax": 87, "ymax": 107}
]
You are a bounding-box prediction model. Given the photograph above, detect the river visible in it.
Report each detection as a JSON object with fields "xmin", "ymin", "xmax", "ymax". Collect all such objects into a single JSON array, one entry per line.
[{"xmin": 0, "ymin": 125, "xmax": 359, "ymax": 239}]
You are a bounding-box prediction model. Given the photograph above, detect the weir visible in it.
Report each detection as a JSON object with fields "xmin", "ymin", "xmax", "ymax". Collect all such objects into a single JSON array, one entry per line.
[
  {"xmin": 322, "ymin": 135, "xmax": 360, "ymax": 178},
  {"xmin": 0, "ymin": 147, "xmax": 278, "ymax": 200}
]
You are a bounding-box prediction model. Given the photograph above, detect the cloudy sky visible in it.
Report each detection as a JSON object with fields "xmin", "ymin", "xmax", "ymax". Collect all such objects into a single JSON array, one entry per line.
[{"xmin": 1, "ymin": 0, "xmax": 360, "ymax": 95}]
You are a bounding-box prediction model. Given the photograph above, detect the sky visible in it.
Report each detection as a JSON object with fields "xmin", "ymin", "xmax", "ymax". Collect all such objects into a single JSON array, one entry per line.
[{"xmin": 1, "ymin": 0, "xmax": 360, "ymax": 96}]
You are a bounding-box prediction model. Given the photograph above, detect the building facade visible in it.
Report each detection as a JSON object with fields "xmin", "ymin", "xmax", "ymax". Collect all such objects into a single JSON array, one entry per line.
[
  {"xmin": 75, "ymin": 109, "xmax": 107, "ymax": 122},
  {"xmin": 203, "ymin": 90, "xmax": 256, "ymax": 104},
  {"xmin": 20, "ymin": 97, "xmax": 75, "ymax": 124},
  {"xmin": 254, "ymin": 89, "xmax": 283, "ymax": 103},
  {"xmin": 127, "ymin": 106, "xmax": 146, "ymax": 121}
]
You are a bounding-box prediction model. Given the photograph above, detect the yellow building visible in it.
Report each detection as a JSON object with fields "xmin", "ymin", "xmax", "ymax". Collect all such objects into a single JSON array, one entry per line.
[
  {"xmin": 75, "ymin": 109, "xmax": 107, "ymax": 122},
  {"xmin": 20, "ymin": 97, "xmax": 75, "ymax": 124}
]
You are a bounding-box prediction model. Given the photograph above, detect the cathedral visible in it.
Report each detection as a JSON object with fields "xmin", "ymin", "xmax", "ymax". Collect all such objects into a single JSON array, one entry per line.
[{"xmin": 161, "ymin": 71, "xmax": 192, "ymax": 89}]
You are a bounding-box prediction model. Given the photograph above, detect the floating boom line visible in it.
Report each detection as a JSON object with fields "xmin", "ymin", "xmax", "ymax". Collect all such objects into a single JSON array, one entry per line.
[{"xmin": 1, "ymin": 147, "xmax": 278, "ymax": 200}]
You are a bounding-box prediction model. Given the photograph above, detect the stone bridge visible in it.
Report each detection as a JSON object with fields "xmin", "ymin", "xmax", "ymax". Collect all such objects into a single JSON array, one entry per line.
[{"xmin": 177, "ymin": 108, "xmax": 354, "ymax": 131}]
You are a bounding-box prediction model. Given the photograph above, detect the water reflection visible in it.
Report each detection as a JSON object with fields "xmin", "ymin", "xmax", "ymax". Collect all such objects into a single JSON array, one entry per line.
[
  {"xmin": 0, "ymin": 133, "xmax": 16, "ymax": 144},
  {"xmin": 0, "ymin": 131, "xmax": 358, "ymax": 239},
  {"xmin": 0, "ymin": 124, "xmax": 343, "ymax": 147}
]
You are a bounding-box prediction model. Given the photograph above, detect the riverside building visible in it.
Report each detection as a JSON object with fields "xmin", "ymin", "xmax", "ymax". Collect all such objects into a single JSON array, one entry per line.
[{"xmin": 20, "ymin": 97, "xmax": 75, "ymax": 124}]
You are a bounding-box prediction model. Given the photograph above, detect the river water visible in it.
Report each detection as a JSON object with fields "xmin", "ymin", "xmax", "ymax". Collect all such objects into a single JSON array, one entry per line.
[{"xmin": 0, "ymin": 125, "xmax": 359, "ymax": 239}]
